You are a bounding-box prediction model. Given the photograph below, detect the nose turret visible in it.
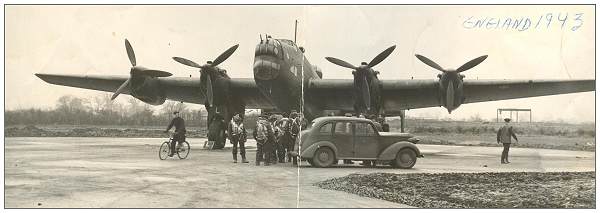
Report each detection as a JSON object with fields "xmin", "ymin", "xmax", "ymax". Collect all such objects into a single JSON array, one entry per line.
[{"xmin": 254, "ymin": 38, "xmax": 282, "ymax": 81}]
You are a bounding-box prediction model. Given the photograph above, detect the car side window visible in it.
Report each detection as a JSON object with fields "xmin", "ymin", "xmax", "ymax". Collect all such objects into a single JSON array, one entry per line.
[
  {"xmin": 318, "ymin": 123, "xmax": 333, "ymax": 134},
  {"xmin": 334, "ymin": 122, "xmax": 352, "ymax": 135},
  {"xmin": 355, "ymin": 122, "xmax": 376, "ymax": 136}
]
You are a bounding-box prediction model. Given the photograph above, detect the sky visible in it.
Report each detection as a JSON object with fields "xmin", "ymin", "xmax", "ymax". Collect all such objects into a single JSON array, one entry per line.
[{"xmin": 4, "ymin": 5, "xmax": 595, "ymax": 123}]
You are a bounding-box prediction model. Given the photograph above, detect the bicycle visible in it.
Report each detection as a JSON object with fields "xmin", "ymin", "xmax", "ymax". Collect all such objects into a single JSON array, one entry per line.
[{"xmin": 159, "ymin": 134, "xmax": 190, "ymax": 160}]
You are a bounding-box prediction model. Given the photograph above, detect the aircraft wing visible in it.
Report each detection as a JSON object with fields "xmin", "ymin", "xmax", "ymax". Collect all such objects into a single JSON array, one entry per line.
[
  {"xmin": 35, "ymin": 73, "xmax": 275, "ymax": 109},
  {"xmin": 308, "ymin": 79, "xmax": 595, "ymax": 114}
]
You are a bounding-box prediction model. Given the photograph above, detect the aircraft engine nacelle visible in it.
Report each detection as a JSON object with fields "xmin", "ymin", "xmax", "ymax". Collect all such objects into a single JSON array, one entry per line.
[
  {"xmin": 313, "ymin": 65, "xmax": 323, "ymax": 79},
  {"xmin": 438, "ymin": 72, "xmax": 465, "ymax": 113},
  {"xmin": 129, "ymin": 75, "xmax": 167, "ymax": 105}
]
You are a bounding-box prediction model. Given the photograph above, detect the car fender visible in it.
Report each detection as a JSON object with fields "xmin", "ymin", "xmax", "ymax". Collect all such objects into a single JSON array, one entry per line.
[
  {"xmin": 300, "ymin": 141, "xmax": 338, "ymax": 159},
  {"xmin": 378, "ymin": 142, "xmax": 421, "ymax": 160}
]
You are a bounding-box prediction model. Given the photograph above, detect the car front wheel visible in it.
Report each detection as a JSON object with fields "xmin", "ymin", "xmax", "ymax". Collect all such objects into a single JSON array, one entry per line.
[
  {"xmin": 392, "ymin": 148, "xmax": 417, "ymax": 169},
  {"xmin": 312, "ymin": 147, "xmax": 335, "ymax": 168}
]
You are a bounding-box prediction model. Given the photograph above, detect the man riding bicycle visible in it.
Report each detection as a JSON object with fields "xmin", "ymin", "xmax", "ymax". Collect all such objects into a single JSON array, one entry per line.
[{"xmin": 164, "ymin": 111, "xmax": 186, "ymax": 157}]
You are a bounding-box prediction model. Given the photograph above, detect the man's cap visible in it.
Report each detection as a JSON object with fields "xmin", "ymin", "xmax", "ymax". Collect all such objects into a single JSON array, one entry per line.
[
  {"xmin": 504, "ymin": 118, "xmax": 511, "ymax": 122},
  {"xmin": 173, "ymin": 111, "xmax": 179, "ymax": 115},
  {"xmin": 269, "ymin": 115, "xmax": 278, "ymax": 121}
]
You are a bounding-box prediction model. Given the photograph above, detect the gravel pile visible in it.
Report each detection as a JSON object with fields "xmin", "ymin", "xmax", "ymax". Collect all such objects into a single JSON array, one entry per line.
[{"xmin": 316, "ymin": 172, "xmax": 595, "ymax": 208}]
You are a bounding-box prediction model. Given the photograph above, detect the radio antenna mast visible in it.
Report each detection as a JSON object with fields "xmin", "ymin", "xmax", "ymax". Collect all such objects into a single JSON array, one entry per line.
[{"xmin": 294, "ymin": 20, "xmax": 298, "ymax": 44}]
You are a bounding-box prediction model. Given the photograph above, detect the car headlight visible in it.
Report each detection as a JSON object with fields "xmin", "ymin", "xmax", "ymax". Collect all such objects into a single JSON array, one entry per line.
[{"xmin": 408, "ymin": 137, "xmax": 420, "ymax": 144}]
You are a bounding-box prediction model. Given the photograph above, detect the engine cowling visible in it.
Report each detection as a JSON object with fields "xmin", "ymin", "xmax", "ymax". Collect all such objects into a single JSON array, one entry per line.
[
  {"xmin": 129, "ymin": 75, "xmax": 166, "ymax": 105},
  {"xmin": 438, "ymin": 72, "xmax": 465, "ymax": 113}
]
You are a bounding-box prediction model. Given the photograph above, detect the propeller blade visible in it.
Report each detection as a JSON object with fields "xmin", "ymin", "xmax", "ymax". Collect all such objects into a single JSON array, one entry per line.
[
  {"xmin": 446, "ymin": 80, "xmax": 455, "ymax": 110},
  {"xmin": 173, "ymin": 57, "xmax": 202, "ymax": 69},
  {"xmin": 325, "ymin": 57, "xmax": 357, "ymax": 69},
  {"xmin": 111, "ymin": 78, "xmax": 131, "ymax": 100},
  {"xmin": 212, "ymin": 44, "xmax": 239, "ymax": 67},
  {"xmin": 206, "ymin": 75, "xmax": 214, "ymax": 107},
  {"xmin": 125, "ymin": 39, "xmax": 136, "ymax": 67},
  {"xmin": 415, "ymin": 54, "xmax": 445, "ymax": 72},
  {"xmin": 456, "ymin": 55, "xmax": 488, "ymax": 73},
  {"xmin": 360, "ymin": 77, "xmax": 371, "ymax": 110},
  {"xmin": 368, "ymin": 45, "xmax": 396, "ymax": 68},
  {"xmin": 141, "ymin": 70, "xmax": 173, "ymax": 77}
]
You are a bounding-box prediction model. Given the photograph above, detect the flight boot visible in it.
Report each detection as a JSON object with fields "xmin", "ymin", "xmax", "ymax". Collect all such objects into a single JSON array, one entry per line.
[
  {"xmin": 241, "ymin": 154, "xmax": 249, "ymax": 163},
  {"xmin": 233, "ymin": 153, "xmax": 238, "ymax": 163}
]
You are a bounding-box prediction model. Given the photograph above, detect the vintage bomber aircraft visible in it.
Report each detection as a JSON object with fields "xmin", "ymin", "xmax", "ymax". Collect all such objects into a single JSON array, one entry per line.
[{"xmin": 36, "ymin": 37, "xmax": 595, "ymax": 149}]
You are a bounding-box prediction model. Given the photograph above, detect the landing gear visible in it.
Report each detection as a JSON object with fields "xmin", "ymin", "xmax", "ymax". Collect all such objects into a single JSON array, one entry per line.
[
  {"xmin": 206, "ymin": 106, "xmax": 226, "ymax": 150},
  {"xmin": 207, "ymin": 114, "xmax": 226, "ymax": 149}
]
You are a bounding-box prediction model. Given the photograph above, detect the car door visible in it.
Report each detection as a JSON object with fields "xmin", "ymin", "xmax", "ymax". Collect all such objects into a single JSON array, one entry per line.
[
  {"xmin": 353, "ymin": 122, "xmax": 379, "ymax": 159},
  {"xmin": 332, "ymin": 121, "xmax": 353, "ymax": 158}
]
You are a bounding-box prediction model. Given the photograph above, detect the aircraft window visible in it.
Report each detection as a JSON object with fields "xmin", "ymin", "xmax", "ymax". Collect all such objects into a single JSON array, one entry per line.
[
  {"xmin": 334, "ymin": 122, "xmax": 352, "ymax": 135},
  {"xmin": 319, "ymin": 123, "xmax": 333, "ymax": 134},
  {"xmin": 259, "ymin": 44, "xmax": 266, "ymax": 55},
  {"xmin": 274, "ymin": 48, "xmax": 278, "ymax": 56},
  {"xmin": 255, "ymin": 44, "xmax": 261, "ymax": 56}
]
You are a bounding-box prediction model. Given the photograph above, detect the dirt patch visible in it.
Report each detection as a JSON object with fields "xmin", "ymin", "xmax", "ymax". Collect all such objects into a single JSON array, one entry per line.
[{"xmin": 316, "ymin": 172, "xmax": 595, "ymax": 208}]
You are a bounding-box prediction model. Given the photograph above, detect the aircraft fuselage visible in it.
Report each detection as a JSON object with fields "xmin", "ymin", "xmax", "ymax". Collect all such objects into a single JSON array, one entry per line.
[{"xmin": 253, "ymin": 36, "xmax": 322, "ymax": 119}]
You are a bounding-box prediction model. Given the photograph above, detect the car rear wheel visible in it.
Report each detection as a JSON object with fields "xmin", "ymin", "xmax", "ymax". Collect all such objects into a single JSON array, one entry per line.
[
  {"xmin": 312, "ymin": 147, "xmax": 335, "ymax": 168},
  {"xmin": 392, "ymin": 148, "xmax": 417, "ymax": 169}
]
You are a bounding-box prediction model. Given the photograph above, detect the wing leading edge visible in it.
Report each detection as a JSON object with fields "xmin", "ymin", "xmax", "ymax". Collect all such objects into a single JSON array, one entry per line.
[
  {"xmin": 35, "ymin": 73, "xmax": 274, "ymax": 109},
  {"xmin": 308, "ymin": 78, "xmax": 595, "ymax": 114}
]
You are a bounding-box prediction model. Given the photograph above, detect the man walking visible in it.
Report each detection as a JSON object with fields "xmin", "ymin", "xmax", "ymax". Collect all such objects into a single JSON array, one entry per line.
[
  {"xmin": 228, "ymin": 113, "xmax": 248, "ymax": 163},
  {"xmin": 497, "ymin": 118, "xmax": 518, "ymax": 164}
]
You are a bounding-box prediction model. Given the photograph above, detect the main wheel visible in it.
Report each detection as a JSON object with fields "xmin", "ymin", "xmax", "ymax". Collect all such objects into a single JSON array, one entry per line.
[
  {"xmin": 311, "ymin": 147, "xmax": 335, "ymax": 168},
  {"xmin": 177, "ymin": 141, "xmax": 190, "ymax": 159},
  {"xmin": 159, "ymin": 142, "xmax": 171, "ymax": 160},
  {"xmin": 391, "ymin": 148, "xmax": 417, "ymax": 169}
]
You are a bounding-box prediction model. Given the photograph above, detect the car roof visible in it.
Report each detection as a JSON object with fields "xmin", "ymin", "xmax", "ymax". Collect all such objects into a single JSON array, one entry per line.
[{"xmin": 312, "ymin": 116, "xmax": 373, "ymax": 124}]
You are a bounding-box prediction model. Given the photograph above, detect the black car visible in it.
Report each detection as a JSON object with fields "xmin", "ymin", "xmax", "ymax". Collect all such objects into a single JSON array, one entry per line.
[{"xmin": 292, "ymin": 116, "xmax": 422, "ymax": 168}]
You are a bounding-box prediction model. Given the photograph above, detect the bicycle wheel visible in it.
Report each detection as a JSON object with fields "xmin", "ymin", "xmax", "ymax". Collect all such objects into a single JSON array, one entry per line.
[
  {"xmin": 177, "ymin": 141, "xmax": 190, "ymax": 159},
  {"xmin": 159, "ymin": 142, "xmax": 171, "ymax": 160}
]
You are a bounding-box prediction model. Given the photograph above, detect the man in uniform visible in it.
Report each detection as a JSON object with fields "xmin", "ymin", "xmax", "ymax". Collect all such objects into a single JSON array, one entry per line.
[
  {"xmin": 269, "ymin": 115, "xmax": 280, "ymax": 164},
  {"xmin": 165, "ymin": 111, "xmax": 186, "ymax": 157},
  {"xmin": 497, "ymin": 118, "xmax": 519, "ymax": 164},
  {"xmin": 253, "ymin": 114, "xmax": 275, "ymax": 166},
  {"xmin": 277, "ymin": 113, "xmax": 294, "ymax": 163},
  {"xmin": 290, "ymin": 111, "xmax": 301, "ymax": 165},
  {"xmin": 227, "ymin": 113, "xmax": 248, "ymax": 163}
]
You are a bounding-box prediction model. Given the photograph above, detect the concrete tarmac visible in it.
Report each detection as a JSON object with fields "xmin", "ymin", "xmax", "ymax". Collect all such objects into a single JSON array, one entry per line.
[{"xmin": 4, "ymin": 137, "xmax": 595, "ymax": 208}]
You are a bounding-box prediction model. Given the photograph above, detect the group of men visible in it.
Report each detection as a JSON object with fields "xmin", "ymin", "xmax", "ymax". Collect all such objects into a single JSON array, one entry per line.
[
  {"xmin": 165, "ymin": 110, "xmax": 519, "ymax": 165},
  {"xmin": 227, "ymin": 111, "xmax": 304, "ymax": 166}
]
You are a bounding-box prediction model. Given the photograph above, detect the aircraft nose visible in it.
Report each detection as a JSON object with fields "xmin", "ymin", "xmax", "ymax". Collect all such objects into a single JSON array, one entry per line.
[{"xmin": 253, "ymin": 56, "xmax": 280, "ymax": 80}]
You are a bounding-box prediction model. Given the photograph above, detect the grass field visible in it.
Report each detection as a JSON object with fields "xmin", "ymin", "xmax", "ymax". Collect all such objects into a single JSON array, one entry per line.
[
  {"xmin": 5, "ymin": 119, "xmax": 595, "ymax": 151},
  {"xmin": 392, "ymin": 119, "xmax": 595, "ymax": 151}
]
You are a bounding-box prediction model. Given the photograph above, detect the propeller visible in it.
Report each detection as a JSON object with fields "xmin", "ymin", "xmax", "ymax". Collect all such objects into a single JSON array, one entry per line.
[
  {"xmin": 415, "ymin": 54, "xmax": 488, "ymax": 73},
  {"xmin": 111, "ymin": 39, "xmax": 173, "ymax": 100},
  {"xmin": 172, "ymin": 44, "xmax": 239, "ymax": 107},
  {"xmin": 325, "ymin": 45, "xmax": 396, "ymax": 110},
  {"xmin": 325, "ymin": 45, "xmax": 396, "ymax": 72}
]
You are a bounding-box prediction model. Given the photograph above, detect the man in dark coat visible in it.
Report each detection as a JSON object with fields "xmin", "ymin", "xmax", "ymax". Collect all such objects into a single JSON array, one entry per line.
[
  {"xmin": 497, "ymin": 118, "xmax": 519, "ymax": 164},
  {"xmin": 165, "ymin": 111, "xmax": 186, "ymax": 157}
]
